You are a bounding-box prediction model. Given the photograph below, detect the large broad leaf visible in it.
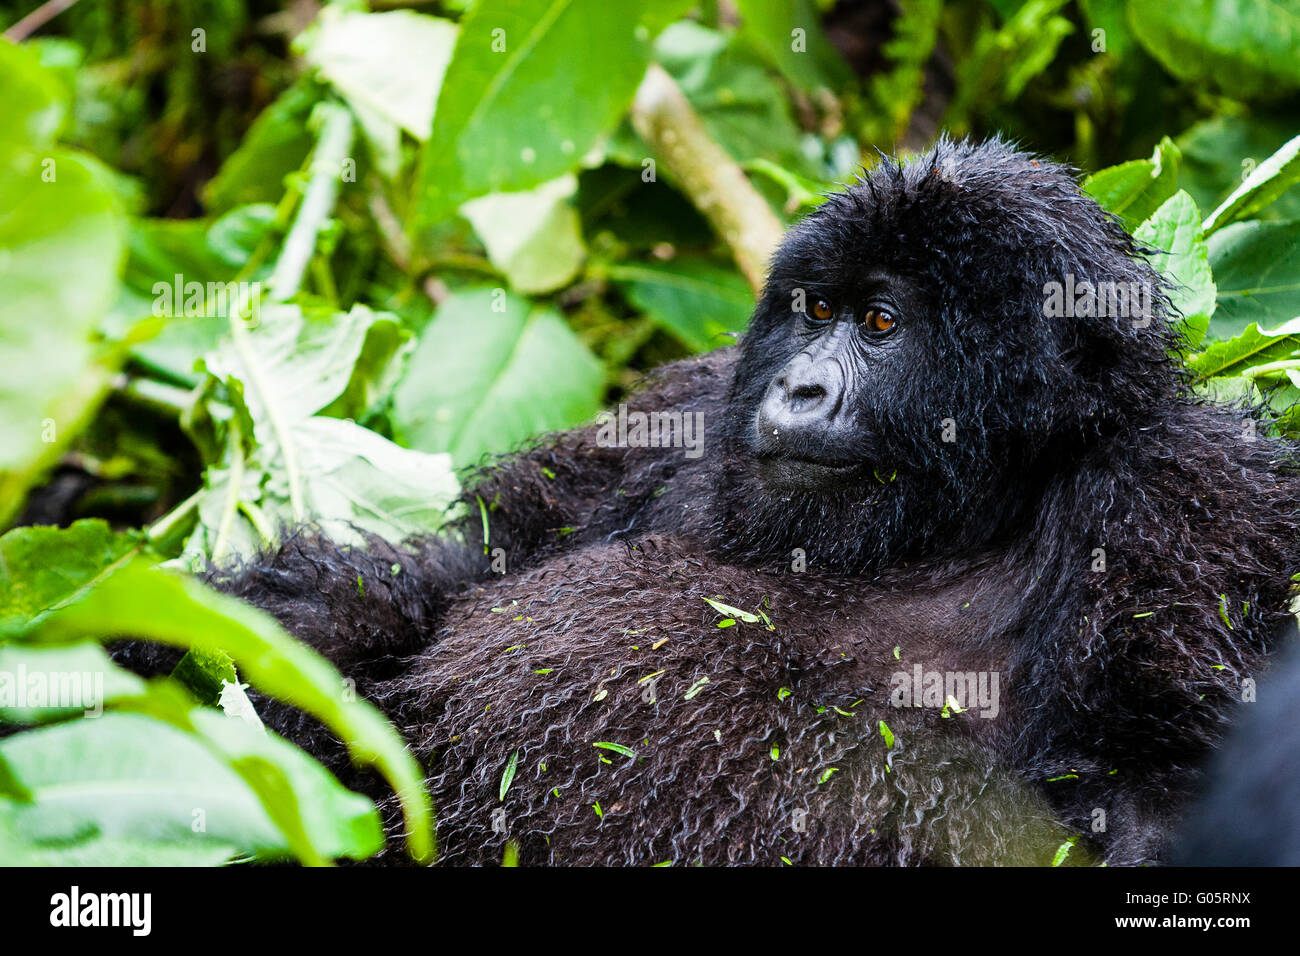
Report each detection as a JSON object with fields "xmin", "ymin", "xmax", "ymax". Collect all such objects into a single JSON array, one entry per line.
[
  {"xmin": 302, "ymin": 10, "xmax": 457, "ymax": 180},
  {"xmin": 415, "ymin": 0, "xmax": 692, "ymax": 230},
  {"xmin": 1205, "ymin": 221, "xmax": 1300, "ymax": 342},
  {"xmin": 392, "ymin": 289, "xmax": 604, "ymax": 468},
  {"xmin": 0, "ymin": 520, "xmax": 139, "ymax": 633},
  {"xmin": 1204, "ymin": 134, "xmax": 1300, "ymax": 235},
  {"xmin": 304, "ymin": 9, "xmax": 457, "ymax": 144},
  {"xmin": 0, "ymin": 643, "xmax": 142, "ymax": 723},
  {"xmin": 1127, "ymin": 0, "xmax": 1300, "ymax": 100},
  {"xmin": 203, "ymin": 303, "xmax": 406, "ymax": 429},
  {"xmin": 0, "ymin": 524, "xmax": 399, "ymax": 864},
  {"xmin": 16, "ymin": 557, "xmax": 434, "ymax": 862},
  {"xmin": 1083, "ymin": 137, "xmax": 1181, "ymax": 232},
  {"xmin": 0, "ymin": 823, "xmax": 239, "ymax": 867},
  {"xmin": 1186, "ymin": 318, "xmax": 1300, "ymax": 383},
  {"xmin": 278, "ymin": 417, "xmax": 461, "ymax": 541},
  {"xmin": 606, "ymin": 258, "xmax": 754, "ymax": 352},
  {"xmin": 1133, "ymin": 191, "xmax": 1216, "ymax": 348},
  {"xmin": 736, "ymin": 0, "xmax": 852, "ymax": 93},
  {"xmin": 1177, "ymin": 117, "xmax": 1300, "ymax": 226},
  {"xmin": 460, "ymin": 175, "xmax": 586, "ymax": 294},
  {"xmin": 0, "ymin": 709, "xmax": 381, "ymax": 864},
  {"xmin": 177, "ymin": 303, "xmax": 455, "ymax": 564},
  {"xmin": 0, "ymin": 42, "xmax": 126, "ymax": 528}
]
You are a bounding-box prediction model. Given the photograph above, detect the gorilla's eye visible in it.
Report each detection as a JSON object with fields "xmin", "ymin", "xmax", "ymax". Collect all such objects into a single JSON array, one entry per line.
[
  {"xmin": 811, "ymin": 299, "xmax": 834, "ymax": 321},
  {"xmin": 863, "ymin": 308, "xmax": 896, "ymax": 334}
]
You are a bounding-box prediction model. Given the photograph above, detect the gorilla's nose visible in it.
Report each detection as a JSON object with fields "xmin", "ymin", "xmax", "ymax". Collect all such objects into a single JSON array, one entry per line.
[{"xmin": 756, "ymin": 356, "xmax": 845, "ymax": 445}]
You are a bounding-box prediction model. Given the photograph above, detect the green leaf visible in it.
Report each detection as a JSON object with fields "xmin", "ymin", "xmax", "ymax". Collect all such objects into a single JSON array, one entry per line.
[
  {"xmin": 1204, "ymin": 134, "xmax": 1300, "ymax": 235},
  {"xmin": 204, "ymin": 304, "xmax": 401, "ymax": 429},
  {"xmin": 1127, "ymin": 0, "xmax": 1300, "ymax": 99},
  {"xmin": 1133, "ymin": 191, "xmax": 1215, "ymax": 348},
  {"xmin": 736, "ymin": 0, "xmax": 852, "ymax": 93},
  {"xmin": 702, "ymin": 596, "xmax": 759, "ymax": 623},
  {"xmin": 500, "ymin": 749, "xmax": 519, "ymax": 801},
  {"xmin": 21, "ymin": 559, "xmax": 434, "ymax": 862},
  {"xmin": 304, "ymin": 9, "xmax": 458, "ymax": 144},
  {"xmin": 1078, "ymin": 0, "xmax": 1135, "ymax": 59},
  {"xmin": 1051, "ymin": 835, "xmax": 1076, "ymax": 867},
  {"xmin": 170, "ymin": 645, "xmax": 239, "ymax": 708},
  {"xmin": 1205, "ymin": 221, "xmax": 1300, "ymax": 341},
  {"xmin": 0, "ymin": 642, "xmax": 143, "ymax": 723},
  {"xmin": 1177, "ymin": 116, "xmax": 1300, "ymax": 226},
  {"xmin": 1191, "ymin": 374, "xmax": 1259, "ymax": 406},
  {"xmin": 416, "ymin": 0, "xmax": 692, "ymax": 228},
  {"xmin": 104, "ymin": 206, "xmax": 278, "ymax": 385},
  {"xmin": 0, "ymin": 520, "xmax": 138, "ymax": 633},
  {"xmin": 182, "ymin": 414, "xmax": 459, "ymax": 566},
  {"xmin": 743, "ymin": 159, "xmax": 834, "ymax": 214},
  {"xmin": 0, "ymin": 46, "xmax": 126, "ymax": 526},
  {"xmin": 203, "ymin": 81, "xmax": 319, "ymax": 216},
  {"xmin": 460, "ymin": 175, "xmax": 586, "ymax": 294},
  {"xmin": 0, "ymin": 39, "xmax": 66, "ymax": 147},
  {"xmin": 1082, "ymin": 137, "xmax": 1181, "ymax": 232},
  {"xmin": 179, "ymin": 303, "xmax": 453, "ymax": 564},
  {"xmin": 0, "ymin": 710, "xmax": 381, "ymax": 864},
  {"xmin": 593, "ymin": 741, "xmax": 636, "ymax": 758},
  {"xmin": 607, "ymin": 259, "xmax": 753, "ymax": 352},
  {"xmin": 392, "ymin": 289, "xmax": 604, "ymax": 468},
  {"xmin": 0, "ymin": 825, "xmax": 238, "ymax": 867},
  {"xmin": 281, "ymin": 417, "xmax": 461, "ymax": 541},
  {"xmin": 1186, "ymin": 317, "xmax": 1300, "ymax": 383}
]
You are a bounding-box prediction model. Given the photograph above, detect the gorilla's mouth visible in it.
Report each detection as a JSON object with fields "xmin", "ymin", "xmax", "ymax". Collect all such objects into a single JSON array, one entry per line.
[{"xmin": 755, "ymin": 453, "xmax": 869, "ymax": 491}]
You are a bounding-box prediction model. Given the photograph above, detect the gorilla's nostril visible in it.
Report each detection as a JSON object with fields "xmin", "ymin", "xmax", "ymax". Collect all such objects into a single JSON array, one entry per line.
[{"xmin": 790, "ymin": 383, "xmax": 826, "ymax": 403}]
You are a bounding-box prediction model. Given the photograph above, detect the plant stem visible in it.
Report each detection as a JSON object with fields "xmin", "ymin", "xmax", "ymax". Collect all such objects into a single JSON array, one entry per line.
[
  {"xmin": 146, "ymin": 488, "xmax": 202, "ymax": 542},
  {"xmin": 4, "ymin": 0, "xmax": 80, "ymax": 41},
  {"xmin": 629, "ymin": 64, "xmax": 784, "ymax": 295},
  {"xmin": 210, "ymin": 413, "xmax": 247, "ymax": 565},
  {"xmin": 268, "ymin": 102, "xmax": 355, "ymax": 303}
]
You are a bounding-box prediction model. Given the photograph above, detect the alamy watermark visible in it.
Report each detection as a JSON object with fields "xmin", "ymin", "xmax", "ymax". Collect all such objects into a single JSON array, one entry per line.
[
  {"xmin": 0, "ymin": 664, "xmax": 105, "ymax": 717},
  {"xmin": 152, "ymin": 274, "xmax": 261, "ymax": 324},
  {"xmin": 889, "ymin": 665, "xmax": 1000, "ymax": 718},
  {"xmin": 1042, "ymin": 274, "xmax": 1154, "ymax": 327},
  {"xmin": 595, "ymin": 404, "xmax": 705, "ymax": 459}
]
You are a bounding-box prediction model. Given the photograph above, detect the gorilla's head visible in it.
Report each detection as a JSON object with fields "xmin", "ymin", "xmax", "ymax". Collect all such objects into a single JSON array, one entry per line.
[{"xmin": 714, "ymin": 136, "xmax": 1182, "ymax": 571}]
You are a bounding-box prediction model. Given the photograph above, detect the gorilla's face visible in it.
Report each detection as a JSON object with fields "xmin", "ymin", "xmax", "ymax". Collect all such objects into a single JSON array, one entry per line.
[
  {"xmin": 747, "ymin": 268, "xmax": 925, "ymax": 494},
  {"xmin": 710, "ymin": 137, "xmax": 1177, "ymax": 573}
]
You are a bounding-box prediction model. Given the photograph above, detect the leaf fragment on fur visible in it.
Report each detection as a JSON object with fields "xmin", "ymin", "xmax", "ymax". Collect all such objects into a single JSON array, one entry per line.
[{"xmin": 499, "ymin": 749, "xmax": 518, "ymax": 802}]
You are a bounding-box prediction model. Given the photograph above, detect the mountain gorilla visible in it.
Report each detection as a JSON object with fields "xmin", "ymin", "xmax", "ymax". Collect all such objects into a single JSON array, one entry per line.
[{"xmin": 205, "ymin": 137, "xmax": 1300, "ymax": 865}]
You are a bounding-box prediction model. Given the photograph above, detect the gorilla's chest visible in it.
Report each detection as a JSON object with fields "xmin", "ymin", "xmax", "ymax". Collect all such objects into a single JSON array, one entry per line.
[{"xmin": 385, "ymin": 536, "xmax": 1043, "ymax": 864}]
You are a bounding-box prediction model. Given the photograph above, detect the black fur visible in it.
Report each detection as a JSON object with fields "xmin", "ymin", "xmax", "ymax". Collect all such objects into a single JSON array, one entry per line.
[{"xmin": 197, "ymin": 137, "xmax": 1300, "ymax": 865}]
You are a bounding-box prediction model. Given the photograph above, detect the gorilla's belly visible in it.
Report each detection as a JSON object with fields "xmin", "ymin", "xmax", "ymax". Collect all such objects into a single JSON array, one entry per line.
[{"xmin": 378, "ymin": 536, "xmax": 1071, "ymax": 865}]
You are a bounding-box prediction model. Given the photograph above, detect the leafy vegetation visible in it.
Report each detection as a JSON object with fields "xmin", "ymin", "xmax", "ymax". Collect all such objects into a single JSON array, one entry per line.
[{"xmin": 0, "ymin": 0, "xmax": 1298, "ymax": 865}]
